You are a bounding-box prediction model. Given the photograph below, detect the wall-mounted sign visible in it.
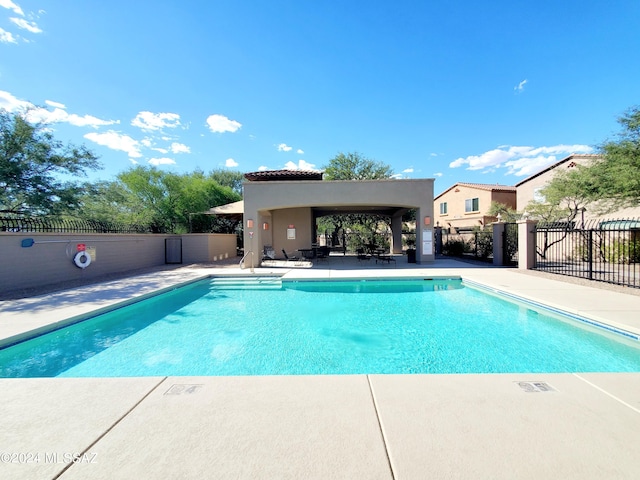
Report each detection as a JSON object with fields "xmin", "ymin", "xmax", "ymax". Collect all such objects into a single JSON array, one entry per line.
[
  {"xmin": 287, "ymin": 227, "xmax": 296, "ymax": 240},
  {"xmin": 422, "ymin": 230, "xmax": 433, "ymax": 255}
]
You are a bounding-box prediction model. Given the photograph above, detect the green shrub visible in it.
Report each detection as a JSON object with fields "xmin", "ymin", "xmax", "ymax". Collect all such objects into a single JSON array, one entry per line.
[{"xmin": 443, "ymin": 238, "xmax": 470, "ymax": 257}]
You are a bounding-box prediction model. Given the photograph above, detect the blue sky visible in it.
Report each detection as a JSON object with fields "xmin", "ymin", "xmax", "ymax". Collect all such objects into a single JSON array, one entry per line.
[{"xmin": 1, "ymin": 1, "xmax": 639, "ymax": 195}]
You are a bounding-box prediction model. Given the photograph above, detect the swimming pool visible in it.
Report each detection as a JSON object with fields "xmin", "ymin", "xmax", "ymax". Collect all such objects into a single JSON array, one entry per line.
[{"xmin": 1, "ymin": 277, "xmax": 639, "ymax": 377}]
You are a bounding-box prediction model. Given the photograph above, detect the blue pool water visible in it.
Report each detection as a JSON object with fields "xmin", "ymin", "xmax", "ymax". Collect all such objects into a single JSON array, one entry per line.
[{"xmin": 1, "ymin": 278, "xmax": 639, "ymax": 377}]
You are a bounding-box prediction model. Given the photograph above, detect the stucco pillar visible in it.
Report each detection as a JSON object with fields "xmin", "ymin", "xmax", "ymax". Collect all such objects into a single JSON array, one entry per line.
[
  {"xmin": 517, "ymin": 219, "xmax": 538, "ymax": 270},
  {"xmin": 391, "ymin": 214, "xmax": 403, "ymax": 254},
  {"xmin": 492, "ymin": 222, "xmax": 505, "ymax": 266}
]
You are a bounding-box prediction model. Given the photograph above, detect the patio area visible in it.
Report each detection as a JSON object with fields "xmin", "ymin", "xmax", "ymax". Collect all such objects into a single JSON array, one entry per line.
[{"xmin": 1, "ymin": 257, "xmax": 639, "ymax": 479}]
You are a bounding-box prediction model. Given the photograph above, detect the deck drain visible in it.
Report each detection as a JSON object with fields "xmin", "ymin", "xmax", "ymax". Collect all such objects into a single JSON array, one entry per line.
[
  {"xmin": 516, "ymin": 381, "xmax": 555, "ymax": 393},
  {"xmin": 164, "ymin": 384, "xmax": 204, "ymax": 395}
]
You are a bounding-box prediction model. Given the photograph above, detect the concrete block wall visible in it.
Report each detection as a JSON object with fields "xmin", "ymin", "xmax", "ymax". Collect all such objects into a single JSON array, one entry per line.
[{"xmin": 0, "ymin": 233, "xmax": 236, "ymax": 294}]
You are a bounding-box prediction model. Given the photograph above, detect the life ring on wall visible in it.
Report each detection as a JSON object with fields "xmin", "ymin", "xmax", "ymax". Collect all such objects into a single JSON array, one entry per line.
[{"xmin": 73, "ymin": 251, "xmax": 92, "ymax": 269}]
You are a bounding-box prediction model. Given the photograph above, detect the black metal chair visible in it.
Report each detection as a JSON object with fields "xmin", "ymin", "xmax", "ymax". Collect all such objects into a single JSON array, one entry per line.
[{"xmin": 282, "ymin": 249, "xmax": 299, "ymax": 261}]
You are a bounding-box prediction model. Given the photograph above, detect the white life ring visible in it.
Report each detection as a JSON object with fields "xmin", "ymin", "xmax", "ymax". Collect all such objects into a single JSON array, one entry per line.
[{"xmin": 73, "ymin": 251, "xmax": 92, "ymax": 269}]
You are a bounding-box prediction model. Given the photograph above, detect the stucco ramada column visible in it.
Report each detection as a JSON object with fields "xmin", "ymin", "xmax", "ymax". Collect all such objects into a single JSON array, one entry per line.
[{"xmin": 391, "ymin": 214, "xmax": 403, "ymax": 254}]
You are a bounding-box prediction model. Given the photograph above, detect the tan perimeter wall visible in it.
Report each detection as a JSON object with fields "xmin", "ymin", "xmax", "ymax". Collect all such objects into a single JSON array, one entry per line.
[{"xmin": 0, "ymin": 233, "xmax": 236, "ymax": 294}]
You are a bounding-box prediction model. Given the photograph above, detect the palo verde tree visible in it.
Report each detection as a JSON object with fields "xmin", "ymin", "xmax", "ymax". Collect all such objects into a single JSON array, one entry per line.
[
  {"xmin": 322, "ymin": 151, "xmax": 394, "ymax": 180},
  {"xmin": 81, "ymin": 166, "xmax": 241, "ymax": 233},
  {"xmin": 208, "ymin": 168, "xmax": 244, "ymax": 195},
  {"xmin": 319, "ymin": 152, "xmax": 395, "ymax": 250},
  {"xmin": 527, "ymin": 105, "xmax": 640, "ymax": 223},
  {"xmin": 587, "ymin": 105, "xmax": 640, "ymax": 211},
  {"xmin": 0, "ymin": 109, "xmax": 101, "ymax": 215}
]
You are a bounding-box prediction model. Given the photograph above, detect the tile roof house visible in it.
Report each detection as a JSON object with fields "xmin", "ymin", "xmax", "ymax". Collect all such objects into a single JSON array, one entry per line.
[
  {"xmin": 514, "ymin": 154, "xmax": 599, "ymax": 211},
  {"xmin": 434, "ymin": 183, "xmax": 516, "ymax": 233},
  {"xmin": 515, "ymin": 153, "xmax": 640, "ymax": 221}
]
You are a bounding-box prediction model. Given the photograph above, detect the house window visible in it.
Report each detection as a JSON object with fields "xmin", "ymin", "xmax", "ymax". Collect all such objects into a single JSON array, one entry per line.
[
  {"xmin": 439, "ymin": 202, "xmax": 448, "ymax": 215},
  {"xmin": 465, "ymin": 198, "xmax": 479, "ymax": 212}
]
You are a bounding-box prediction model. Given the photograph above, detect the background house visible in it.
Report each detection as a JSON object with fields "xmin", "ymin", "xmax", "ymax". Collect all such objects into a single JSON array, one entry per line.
[
  {"xmin": 515, "ymin": 154, "xmax": 640, "ymax": 221},
  {"xmin": 434, "ymin": 183, "xmax": 516, "ymax": 233}
]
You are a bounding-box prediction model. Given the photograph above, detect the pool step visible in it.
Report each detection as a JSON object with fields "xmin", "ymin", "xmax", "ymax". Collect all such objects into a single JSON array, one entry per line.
[{"xmin": 210, "ymin": 277, "xmax": 283, "ymax": 290}]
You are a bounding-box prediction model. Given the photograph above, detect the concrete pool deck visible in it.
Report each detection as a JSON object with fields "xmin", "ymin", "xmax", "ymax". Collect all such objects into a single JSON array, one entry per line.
[{"xmin": 1, "ymin": 257, "xmax": 640, "ymax": 479}]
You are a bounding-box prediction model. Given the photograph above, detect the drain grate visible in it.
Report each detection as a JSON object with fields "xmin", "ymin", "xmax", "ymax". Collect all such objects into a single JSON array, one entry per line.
[
  {"xmin": 516, "ymin": 381, "xmax": 555, "ymax": 393},
  {"xmin": 164, "ymin": 384, "xmax": 204, "ymax": 395}
]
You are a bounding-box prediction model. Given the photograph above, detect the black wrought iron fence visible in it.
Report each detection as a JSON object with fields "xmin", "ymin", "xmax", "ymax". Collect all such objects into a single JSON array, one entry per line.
[
  {"xmin": 0, "ymin": 216, "xmax": 152, "ymax": 234},
  {"xmin": 535, "ymin": 218, "xmax": 640, "ymax": 289},
  {"xmin": 317, "ymin": 231, "xmax": 392, "ymax": 254},
  {"xmin": 442, "ymin": 230, "xmax": 494, "ymax": 262},
  {"xmin": 503, "ymin": 222, "xmax": 518, "ymax": 266}
]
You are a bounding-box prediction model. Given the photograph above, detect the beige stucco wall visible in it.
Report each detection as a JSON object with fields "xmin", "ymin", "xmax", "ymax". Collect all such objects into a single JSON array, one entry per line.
[
  {"xmin": 271, "ymin": 208, "xmax": 314, "ymax": 257},
  {"xmin": 243, "ymin": 179, "xmax": 434, "ymax": 264},
  {"xmin": 181, "ymin": 234, "xmax": 237, "ymax": 264},
  {"xmin": 434, "ymin": 185, "xmax": 515, "ymax": 231},
  {"xmin": 516, "ymin": 156, "xmax": 593, "ymax": 210},
  {"xmin": 0, "ymin": 233, "xmax": 236, "ymax": 294}
]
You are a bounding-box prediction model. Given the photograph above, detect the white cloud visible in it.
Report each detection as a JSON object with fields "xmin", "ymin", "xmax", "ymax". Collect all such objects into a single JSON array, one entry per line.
[
  {"xmin": 25, "ymin": 106, "xmax": 118, "ymax": 128},
  {"xmin": 258, "ymin": 165, "xmax": 269, "ymax": 171},
  {"xmin": 297, "ymin": 149, "xmax": 304, "ymax": 154},
  {"xmin": 1, "ymin": 91, "xmax": 118, "ymax": 128},
  {"xmin": 0, "ymin": 89, "xmax": 30, "ymax": 110},
  {"xmin": 152, "ymin": 148, "xmax": 168, "ymax": 154},
  {"xmin": 403, "ymin": 168, "xmax": 414, "ymax": 173},
  {"xmin": 10, "ymin": 17, "xmax": 41, "ymax": 33},
  {"xmin": 514, "ymin": 79, "xmax": 528, "ymax": 93},
  {"xmin": 503, "ymin": 155, "xmax": 560, "ymax": 177},
  {"xmin": 390, "ymin": 173, "xmax": 403, "ymax": 179},
  {"xmin": 449, "ymin": 144, "xmax": 594, "ymax": 176},
  {"xmin": 206, "ymin": 114, "xmax": 241, "ymax": 133},
  {"xmin": 170, "ymin": 142, "xmax": 190, "ymax": 154},
  {"xmin": 84, "ymin": 130, "xmax": 143, "ymax": 158},
  {"xmin": 0, "ymin": 0, "xmax": 24, "ymax": 16},
  {"xmin": 430, "ymin": 153, "xmax": 438, "ymax": 157},
  {"xmin": 284, "ymin": 160, "xmax": 318, "ymax": 171},
  {"xmin": 277, "ymin": 143, "xmax": 292, "ymax": 152},
  {"xmin": 45, "ymin": 99, "xmax": 66, "ymax": 109},
  {"xmin": 140, "ymin": 138, "xmax": 153, "ymax": 148},
  {"xmin": 225, "ymin": 158, "xmax": 239, "ymax": 167},
  {"xmin": 131, "ymin": 111, "xmax": 181, "ymax": 131},
  {"xmin": 148, "ymin": 157, "xmax": 176, "ymax": 166},
  {"xmin": 0, "ymin": 27, "xmax": 17, "ymax": 43},
  {"xmin": 66, "ymin": 112, "xmax": 119, "ymax": 128},
  {"xmin": 433, "ymin": 172, "xmax": 443, "ymax": 177}
]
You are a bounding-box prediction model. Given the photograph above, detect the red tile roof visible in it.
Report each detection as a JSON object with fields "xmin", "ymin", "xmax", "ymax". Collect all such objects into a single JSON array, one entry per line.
[{"xmin": 244, "ymin": 169, "xmax": 324, "ymax": 181}]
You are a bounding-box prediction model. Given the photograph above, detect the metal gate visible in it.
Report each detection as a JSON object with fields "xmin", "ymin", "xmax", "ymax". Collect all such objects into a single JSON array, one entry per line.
[
  {"xmin": 535, "ymin": 218, "xmax": 639, "ymax": 289},
  {"xmin": 503, "ymin": 223, "xmax": 518, "ymax": 266}
]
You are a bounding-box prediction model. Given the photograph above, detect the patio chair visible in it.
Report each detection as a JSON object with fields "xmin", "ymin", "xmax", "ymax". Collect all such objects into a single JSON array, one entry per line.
[
  {"xmin": 263, "ymin": 245, "xmax": 276, "ymax": 260},
  {"xmin": 316, "ymin": 246, "xmax": 330, "ymax": 262},
  {"xmin": 375, "ymin": 254, "xmax": 396, "ymax": 266},
  {"xmin": 282, "ymin": 249, "xmax": 300, "ymax": 261}
]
